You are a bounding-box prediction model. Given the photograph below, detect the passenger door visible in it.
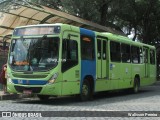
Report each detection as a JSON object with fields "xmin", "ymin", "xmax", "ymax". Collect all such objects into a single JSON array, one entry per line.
[
  {"xmin": 144, "ymin": 47, "xmax": 149, "ymax": 77},
  {"xmin": 61, "ymin": 31, "xmax": 80, "ymax": 95},
  {"xmin": 96, "ymin": 37, "xmax": 110, "ymax": 91},
  {"xmin": 97, "ymin": 39, "xmax": 108, "ymax": 79}
]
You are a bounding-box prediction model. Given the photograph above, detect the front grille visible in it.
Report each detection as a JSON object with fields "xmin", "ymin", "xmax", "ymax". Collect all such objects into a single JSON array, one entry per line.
[
  {"xmin": 12, "ymin": 74, "xmax": 48, "ymax": 78},
  {"xmin": 14, "ymin": 86, "xmax": 42, "ymax": 93},
  {"xmin": 12, "ymin": 79, "xmax": 47, "ymax": 85}
]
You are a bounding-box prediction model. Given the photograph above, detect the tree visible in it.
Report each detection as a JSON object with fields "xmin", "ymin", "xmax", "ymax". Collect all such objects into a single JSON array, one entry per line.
[
  {"xmin": 2, "ymin": 0, "xmax": 160, "ymax": 44},
  {"xmin": 29, "ymin": 0, "xmax": 62, "ymax": 10}
]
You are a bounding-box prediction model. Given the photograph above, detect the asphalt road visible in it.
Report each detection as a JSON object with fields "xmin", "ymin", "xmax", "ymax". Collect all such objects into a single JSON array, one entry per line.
[{"xmin": 0, "ymin": 82, "xmax": 160, "ymax": 120}]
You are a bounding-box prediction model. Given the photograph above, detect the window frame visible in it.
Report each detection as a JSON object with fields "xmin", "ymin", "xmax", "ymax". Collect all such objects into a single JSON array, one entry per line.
[
  {"xmin": 150, "ymin": 49, "xmax": 156, "ymax": 65},
  {"xmin": 81, "ymin": 35, "xmax": 95, "ymax": 60},
  {"xmin": 110, "ymin": 41, "xmax": 121, "ymax": 62},
  {"xmin": 131, "ymin": 46, "xmax": 141, "ymax": 64},
  {"xmin": 61, "ymin": 39, "xmax": 78, "ymax": 72},
  {"xmin": 121, "ymin": 43, "xmax": 131, "ymax": 63}
]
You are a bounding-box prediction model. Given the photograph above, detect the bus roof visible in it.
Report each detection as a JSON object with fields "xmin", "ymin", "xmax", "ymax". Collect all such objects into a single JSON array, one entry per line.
[
  {"xmin": 14, "ymin": 23, "xmax": 155, "ymax": 50},
  {"xmin": 100, "ymin": 32, "xmax": 155, "ymax": 49},
  {"xmin": 14, "ymin": 23, "xmax": 63, "ymax": 29}
]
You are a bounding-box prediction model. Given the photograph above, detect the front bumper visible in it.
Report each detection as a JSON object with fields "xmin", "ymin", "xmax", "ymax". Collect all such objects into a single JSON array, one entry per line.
[{"xmin": 7, "ymin": 82, "xmax": 62, "ymax": 96}]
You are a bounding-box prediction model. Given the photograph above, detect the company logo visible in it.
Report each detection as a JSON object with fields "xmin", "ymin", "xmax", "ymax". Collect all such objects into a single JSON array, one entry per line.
[
  {"xmin": 26, "ymin": 80, "xmax": 30, "ymax": 85},
  {"xmin": 2, "ymin": 112, "xmax": 11, "ymax": 117},
  {"xmin": 18, "ymin": 80, "xmax": 23, "ymax": 84}
]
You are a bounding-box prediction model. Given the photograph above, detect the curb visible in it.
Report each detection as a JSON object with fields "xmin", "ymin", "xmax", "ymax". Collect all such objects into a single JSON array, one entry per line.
[
  {"xmin": 0, "ymin": 93, "xmax": 34, "ymax": 100},
  {"xmin": 0, "ymin": 94, "xmax": 19, "ymax": 100}
]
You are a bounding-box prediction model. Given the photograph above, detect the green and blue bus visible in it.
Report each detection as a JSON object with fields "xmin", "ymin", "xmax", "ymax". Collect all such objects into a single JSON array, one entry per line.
[{"xmin": 7, "ymin": 23, "xmax": 156, "ymax": 101}]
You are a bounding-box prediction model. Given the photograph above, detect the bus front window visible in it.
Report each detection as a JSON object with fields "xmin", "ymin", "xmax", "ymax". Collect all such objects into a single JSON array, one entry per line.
[{"xmin": 9, "ymin": 37, "xmax": 60, "ymax": 71}]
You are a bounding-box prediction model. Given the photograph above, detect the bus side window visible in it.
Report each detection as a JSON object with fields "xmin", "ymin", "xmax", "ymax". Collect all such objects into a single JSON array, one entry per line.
[
  {"xmin": 103, "ymin": 41, "xmax": 106, "ymax": 60},
  {"xmin": 97, "ymin": 40, "xmax": 101, "ymax": 59},
  {"xmin": 121, "ymin": 44, "xmax": 131, "ymax": 63},
  {"xmin": 62, "ymin": 39, "xmax": 67, "ymax": 60},
  {"xmin": 110, "ymin": 41, "xmax": 121, "ymax": 62},
  {"xmin": 62, "ymin": 39, "xmax": 78, "ymax": 72},
  {"xmin": 143, "ymin": 48, "xmax": 148, "ymax": 63},
  {"xmin": 139, "ymin": 48, "xmax": 143, "ymax": 64},
  {"xmin": 81, "ymin": 35, "xmax": 94, "ymax": 60},
  {"xmin": 150, "ymin": 50, "xmax": 155, "ymax": 64},
  {"xmin": 131, "ymin": 46, "xmax": 140, "ymax": 64}
]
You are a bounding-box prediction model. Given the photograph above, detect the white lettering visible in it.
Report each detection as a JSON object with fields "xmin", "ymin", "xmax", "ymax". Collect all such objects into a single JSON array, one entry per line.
[
  {"xmin": 145, "ymin": 113, "xmax": 158, "ymax": 117},
  {"xmin": 28, "ymin": 113, "xmax": 42, "ymax": 117}
]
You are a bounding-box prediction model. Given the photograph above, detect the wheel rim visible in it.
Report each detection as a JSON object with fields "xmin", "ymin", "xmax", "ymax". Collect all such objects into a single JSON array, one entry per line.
[
  {"xmin": 134, "ymin": 82, "xmax": 138, "ymax": 93},
  {"xmin": 82, "ymin": 84, "xmax": 88, "ymax": 96}
]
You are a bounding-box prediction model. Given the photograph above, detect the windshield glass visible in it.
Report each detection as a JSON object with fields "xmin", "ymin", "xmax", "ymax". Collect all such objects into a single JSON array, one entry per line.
[{"xmin": 9, "ymin": 36, "xmax": 60, "ymax": 71}]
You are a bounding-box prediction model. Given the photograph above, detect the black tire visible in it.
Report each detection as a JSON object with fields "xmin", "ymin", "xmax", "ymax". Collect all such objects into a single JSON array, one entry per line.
[
  {"xmin": 37, "ymin": 95, "xmax": 50, "ymax": 101},
  {"xmin": 132, "ymin": 77, "xmax": 140, "ymax": 93},
  {"xmin": 80, "ymin": 80, "xmax": 92, "ymax": 101}
]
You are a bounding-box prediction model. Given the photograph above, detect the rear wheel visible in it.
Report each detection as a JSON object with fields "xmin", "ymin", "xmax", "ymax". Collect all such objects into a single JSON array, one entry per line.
[
  {"xmin": 132, "ymin": 77, "xmax": 140, "ymax": 93},
  {"xmin": 37, "ymin": 95, "xmax": 50, "ymax": 101},
  {"xmin": 80, "ymin": 80, "xmax": 92, "ymax": 101}
]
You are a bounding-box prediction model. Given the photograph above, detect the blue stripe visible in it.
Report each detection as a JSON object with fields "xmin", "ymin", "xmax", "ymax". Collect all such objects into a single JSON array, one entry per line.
[
  {"xmin": 80, "ymin": 28, "xmax": 95, "ymax": 37},
  {"xmin": 81, "ymin": 60, "xmax": 96, "ymax": 80},
  {"xmin": 12, "ymin": 79, "xmax": 47, "ymax": 85},
  {"xmin": 80, "ymin": 28, "xmax": 96, "ymax": 92}
]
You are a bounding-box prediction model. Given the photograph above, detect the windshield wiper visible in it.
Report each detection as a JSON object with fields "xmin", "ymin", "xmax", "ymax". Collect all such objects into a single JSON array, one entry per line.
[{"xmin": 27, "ymin": 35, "xmax": 48, "ymax": 71}]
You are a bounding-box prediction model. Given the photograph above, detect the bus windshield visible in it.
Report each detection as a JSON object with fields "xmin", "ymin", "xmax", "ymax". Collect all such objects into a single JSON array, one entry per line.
[{"xmin": 9, "ymin": 36, "xmax": 60, "ymax": 71}]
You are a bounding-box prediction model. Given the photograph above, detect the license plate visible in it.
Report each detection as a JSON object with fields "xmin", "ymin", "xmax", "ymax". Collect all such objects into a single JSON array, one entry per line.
[{"xmin": 23, "ymin": 90, "xmax": 32, "ymax": 94}]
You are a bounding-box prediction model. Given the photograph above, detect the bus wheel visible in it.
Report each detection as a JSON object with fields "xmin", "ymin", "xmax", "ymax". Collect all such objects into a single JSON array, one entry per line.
[
  {"xmin": 37, "ymin": 95, "xmax": 50, "ymax": 101},
  {"xmin": 80, "ymin": 80, "xmax": 91, "ymax": 101},
  {"xmin": 132, "ymin": 77, "xmax": 139, "ymax": 93}
]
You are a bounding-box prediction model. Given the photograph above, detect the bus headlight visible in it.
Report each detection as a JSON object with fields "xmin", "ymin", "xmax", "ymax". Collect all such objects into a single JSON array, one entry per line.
[
  {"xmin": 7, "ymin": 73, "xmax": 12, "ymax": 83},
  {"xmin": 48, "ymin": 73, "xmax": 59, "ymax": 84},
  {"xmin": 8, "ymin": 78, "xmax": 12, "ymax": 83}
]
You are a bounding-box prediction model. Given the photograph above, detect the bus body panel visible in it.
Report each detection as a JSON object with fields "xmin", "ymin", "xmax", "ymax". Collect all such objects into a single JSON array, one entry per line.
[
  {"xmin": 7, "ymin": 24, "xmax": 156, "ymax": 98},
  {"xmin": 119, "ymin": 63, "xmax": 132, "ymax": 89},
  {"xmin": 61, "ymin": 26, "xmax": 81, "ymax": 95}
]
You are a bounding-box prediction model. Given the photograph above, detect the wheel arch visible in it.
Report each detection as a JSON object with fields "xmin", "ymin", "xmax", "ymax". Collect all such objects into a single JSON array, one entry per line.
[
  {"xmin": 135, "ymin": 74, "xmax": 140, "ymax": 86},
  {"xmin": 81, "ymin": 75, "xmax": 95, "ymax": 94}
]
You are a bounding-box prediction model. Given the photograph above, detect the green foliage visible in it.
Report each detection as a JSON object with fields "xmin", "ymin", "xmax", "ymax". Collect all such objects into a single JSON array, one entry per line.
[
  {"xmin": 1, "ymin": 0, "xmax": 160, "ymax": 44},
  {"xmin": 61, "ymin": 0, "xmax": 101, "ymax": 23},
  {"xmin": 109, "ymin": 0, "xmax": 160, "ymax": 44},
  {"xmin": 30, "ymin": 0, "xmax": 62, "ymax": 10},
  {"xmin": 58, "ymin": 0, "xmax": 160, "ymax": 44}
]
